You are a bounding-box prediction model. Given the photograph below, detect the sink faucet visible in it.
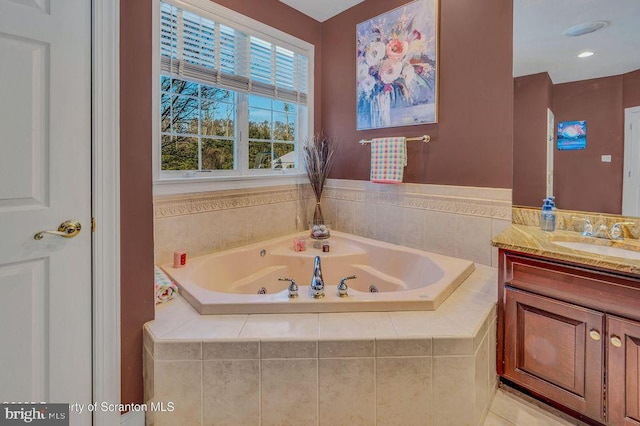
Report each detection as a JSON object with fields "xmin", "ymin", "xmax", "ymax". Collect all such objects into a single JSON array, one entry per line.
[
  {"xmin": 573, "ymin": 217, "xmax": 636, "ymax": 240},
  {"xmin": 310, "ymin": 256, "xmax": 325, "ymax": 299},
  {"xmin": 610, "ymin": 222, "xmax": 637, "ymax": 240}
]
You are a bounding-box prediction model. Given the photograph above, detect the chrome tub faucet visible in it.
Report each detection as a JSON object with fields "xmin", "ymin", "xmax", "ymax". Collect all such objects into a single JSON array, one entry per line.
[{"xmin": 310, "ymin": 256, "xmax": 325, "ymax": 299}]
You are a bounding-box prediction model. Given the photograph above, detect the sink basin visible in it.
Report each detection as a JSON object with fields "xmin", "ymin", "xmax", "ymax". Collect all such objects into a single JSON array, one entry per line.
[{"xmin": 551, "ymin": 241, "xmax": 640, "ymax": 260}]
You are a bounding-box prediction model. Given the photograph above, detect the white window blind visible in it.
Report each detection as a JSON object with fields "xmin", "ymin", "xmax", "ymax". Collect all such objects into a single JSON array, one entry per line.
[{"xmin": 160, "ymin": 2, "xmax": 308, "ymax": 105}]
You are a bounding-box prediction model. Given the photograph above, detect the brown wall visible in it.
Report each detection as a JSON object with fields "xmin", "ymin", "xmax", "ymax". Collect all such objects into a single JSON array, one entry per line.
[
  {"xmin": 553, "ymin": 76, "xmax": 624, "ymax": 214},
  {"xmin": 322, "ymin": 0, "xmax": 514, "ymax": 187},
  {"xmin": 624, "ymin": 69, "xmax": 640, "ymax": 109},
  {"xmin": 120, "ymin": 0, "xmax": 155, "ymax": 406},
  {"xmin": 513, "ymin": 73, "xmax": 552, "ymax": 207}
]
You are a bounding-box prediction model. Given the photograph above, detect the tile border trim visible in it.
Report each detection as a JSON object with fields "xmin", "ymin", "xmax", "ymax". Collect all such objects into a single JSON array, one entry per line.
[{"xmin": 154, "ymin": 181, "xmax": 512, "ymax": 220}]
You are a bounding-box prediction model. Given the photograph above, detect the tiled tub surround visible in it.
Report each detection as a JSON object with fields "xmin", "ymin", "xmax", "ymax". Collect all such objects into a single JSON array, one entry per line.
[
  {"xmin": 144, "ymin": 265, "xmax": 498, "ymax": 426},
  {"xmin": 162, "ymin": 231, "xmax": 475, "ymax": 314},
  {"xmin": 153, "ymin": 180, "xmax": 512, "ymax": 267}
]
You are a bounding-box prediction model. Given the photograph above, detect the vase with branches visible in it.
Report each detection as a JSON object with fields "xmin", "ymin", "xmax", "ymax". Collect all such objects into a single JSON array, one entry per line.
[{"xmin": 303, "ymin": 133, "xmax": 336, "ymax": 239}]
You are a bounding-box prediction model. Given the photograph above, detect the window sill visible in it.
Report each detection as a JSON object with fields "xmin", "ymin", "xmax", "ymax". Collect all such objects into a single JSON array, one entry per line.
[{"xmin": 153, "ymin": 172, "xmax": 309, "ymax": 196}]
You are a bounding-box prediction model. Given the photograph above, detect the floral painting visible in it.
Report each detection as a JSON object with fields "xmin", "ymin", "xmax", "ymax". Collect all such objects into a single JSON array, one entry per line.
[{"xmin": 357, "ymin": 0, "xmax": 438, "ymax": 130}]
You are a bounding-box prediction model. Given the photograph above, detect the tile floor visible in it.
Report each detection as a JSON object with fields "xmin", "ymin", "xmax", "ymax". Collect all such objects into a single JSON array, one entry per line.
[{"xmin": 486, "ymin": 388, "xmax": 590, "ymax": 426}]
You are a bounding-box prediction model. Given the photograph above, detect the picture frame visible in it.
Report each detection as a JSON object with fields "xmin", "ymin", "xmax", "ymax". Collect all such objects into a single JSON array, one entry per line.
[{"xmin": 356, "ymin": 0, "xmax": 439, "ymax": 130}]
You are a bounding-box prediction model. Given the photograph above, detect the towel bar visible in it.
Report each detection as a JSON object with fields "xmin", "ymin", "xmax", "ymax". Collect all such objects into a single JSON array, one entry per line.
[{"xmin": 359, "ymin": 135, "xmax": 431, "ymax": 145}]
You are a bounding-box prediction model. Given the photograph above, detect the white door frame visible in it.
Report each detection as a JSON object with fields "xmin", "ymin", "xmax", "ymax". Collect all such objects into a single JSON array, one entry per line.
[
  {"xmin": 546, "ymin": 108, "xmax": 555, "ymax": 198},
  {"xmin": 623, "ymin": 106, "xmax": 640, "ymax": 216},
  {"xmin": 93, "ymin": 0, "xmax": 121, "ymax": 425}
]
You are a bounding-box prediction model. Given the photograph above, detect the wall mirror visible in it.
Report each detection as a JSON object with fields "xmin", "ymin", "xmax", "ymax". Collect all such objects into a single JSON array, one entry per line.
[{"xmin": 512, "ymin": 0, "xmax": 640, "ymax": 216}]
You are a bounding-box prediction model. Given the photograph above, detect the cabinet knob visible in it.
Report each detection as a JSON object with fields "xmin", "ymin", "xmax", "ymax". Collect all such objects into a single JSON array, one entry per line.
[
  {"xmin": 589, "ymin": 330, "xmax": 601, "ymax": 341},
  {"xmin": 611, "ymin": 335, "xmax": 623, "ymax": 348}
]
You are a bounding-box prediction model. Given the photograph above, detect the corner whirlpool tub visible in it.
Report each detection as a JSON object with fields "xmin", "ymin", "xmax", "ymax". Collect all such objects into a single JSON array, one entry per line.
[{"xmin": 162, "ymin": 231, "xmax": 475, "ymax": 314}]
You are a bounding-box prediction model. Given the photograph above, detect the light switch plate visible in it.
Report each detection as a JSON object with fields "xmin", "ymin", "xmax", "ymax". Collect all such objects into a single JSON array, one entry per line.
[{"xmin": 602, "ymin": 155, "xmax": 612, "ymax": 163}]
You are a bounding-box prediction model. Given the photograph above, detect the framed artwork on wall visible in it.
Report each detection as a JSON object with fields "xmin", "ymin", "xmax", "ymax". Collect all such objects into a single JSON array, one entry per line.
[
  {"xmin": 356, "ymin": 0, "xmax": 439, "ymax": 130},
  {"xmin": 557, "ymin": 120, "xmax": 587, "ymax": 151}
]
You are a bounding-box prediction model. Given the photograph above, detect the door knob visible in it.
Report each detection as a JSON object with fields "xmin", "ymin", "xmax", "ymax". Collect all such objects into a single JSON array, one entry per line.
[
  {"xmin": 611, "ymin": 335, "xmax": 623, "ymax": 348},
  {"xmin": 34, "ymin": 220, "xmax": 82, "ymax": 240}
]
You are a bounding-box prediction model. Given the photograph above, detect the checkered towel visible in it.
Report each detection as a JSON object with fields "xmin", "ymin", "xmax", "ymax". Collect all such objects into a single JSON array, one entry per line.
[{"xmin": 370, "ymin": 137, "xmax": 407, "ymax": 184}]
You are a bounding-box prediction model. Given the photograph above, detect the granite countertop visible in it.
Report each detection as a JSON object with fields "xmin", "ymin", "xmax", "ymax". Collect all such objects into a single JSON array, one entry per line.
[{"xmin": 492, "ymin": 224, "xmax": 640, "ymax": 276}]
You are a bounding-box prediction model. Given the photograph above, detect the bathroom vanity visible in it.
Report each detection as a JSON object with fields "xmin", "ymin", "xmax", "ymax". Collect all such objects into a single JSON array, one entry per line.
[{"xmin": 494, "ymin": 221, "xmax": 640, "ymax": 425}]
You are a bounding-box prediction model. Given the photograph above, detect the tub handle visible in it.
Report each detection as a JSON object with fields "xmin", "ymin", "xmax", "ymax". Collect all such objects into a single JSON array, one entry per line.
[
  {"xmin": 337, "ymin": 275, "xmax": 357, "ymax": 298},
  {"xmin": 279, "ymin": 277, "xmax": 299, "ymax": 299}
]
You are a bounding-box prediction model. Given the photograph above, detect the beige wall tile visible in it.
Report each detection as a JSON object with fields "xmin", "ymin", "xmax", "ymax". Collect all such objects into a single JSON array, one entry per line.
[
  {"xmin": 424, "ymin": 211, "xmax": 456, "ymax": 256},
  {"xmin": 260, "ymin": 340, "xmax": 317, "ymax": 359},
  {"xmin": 454, "ymin": 215, "xmax": 493, "ymax": 266},
  {"xmin": 203, "ymin": 341, "xmax": 259, "ymax": 360},
  {"xmin": 489, "ymin": 316, "xmax": 498, "ymax": 389},
  {"xmin": 261, "ymin": 359, "xmax": 318, "ymax": 426},
  {"xmin": 376, "ymin": 338, "xmax": 432, "ymax": 357},
  {"xmin": 320, "ymin": 197, "xmax": 337, "ymax": 227},
  {"xmin": 154, "ymin": 341, "xmax": 202, "ymax": 360},
  {"xmin": 187, "ymin": 212, "xmax": 218, "ymax": 257},
  {"xmin": 144, "ymin": 327, "xmax": 154, "ymax": 357},
  {"xmin": 154, "ymin": 360, "xmax": 202, "ymax": 426},
  {"xmin": 432, "ymin": 356, "xmax": 475, "ymax": 425},
  {"xmin": 377, "ymin": 205, "xmax": 424, "ymax": 249},
  {"xmin": 143, "ymin": 348, "xmax": 154, "ymax": 403},
  {"xmin": 318, "ymin": 339, "xmax": 374, "ymax": 358},
  {"xmin": 377, "ymin": 357, "xmax": 432, "ymax": 426},
  {"xmin": 154, "ymin": 216, "xmax": 190, "ymax": 265},
  {"xmin": 334, "ymin": 199, "xmax": 355, "ymax": 234},
  {"xmin": 319, "ymin": 312, "xmax": 396, "ymax": 339},
  {"xmin": 240, "ymin": 314, "xmax": 319, "ymax": 339},
  {"xmin": 352, "ymin": 202, "xmax": 377, "ymax": 239},
  {"xmin": 162, "ymin": 315, "xmax": 247, "ymax": 340},
  {"xmin": 433, "ymin": 336, "xmax": 474, "ymax": 356},
  {"xmin": 318, "ymin": 358, "xmax": 375, "ymax": 426},
  {"xmin": 203, "ymin": 360, "xmax": 259, "ymax": 426},
  {"xmin": 475, "ymin": 331, "xmax": 491, "ymax": 425}
]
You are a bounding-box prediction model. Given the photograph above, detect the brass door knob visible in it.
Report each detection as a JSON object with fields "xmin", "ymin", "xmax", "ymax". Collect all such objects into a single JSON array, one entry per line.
[
  {"xmin": 34, "ymin": 220, "xmax": 82, "ymax": 240},
  {"xmin": 611, "ymin": 335, "xmax": 623, "ymax": 348},
  {"xmin": 589, "ymin": 330, "xmax": 601, "ymax": 341}
]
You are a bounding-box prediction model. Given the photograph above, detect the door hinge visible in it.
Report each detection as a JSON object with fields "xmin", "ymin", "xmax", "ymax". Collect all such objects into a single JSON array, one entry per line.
[{"xmin": 91, "ymin": 217, "xmax": 96, "ymax": 232}]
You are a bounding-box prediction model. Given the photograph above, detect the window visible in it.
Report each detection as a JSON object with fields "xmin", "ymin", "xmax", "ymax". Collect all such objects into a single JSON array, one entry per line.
[
  {"xmin": 156, "ymin": 1, "xmax": 313, "ymax": 182},
  {"xmin": 161, "ymin": 77, "xmax": 236, "ymax": 171}
]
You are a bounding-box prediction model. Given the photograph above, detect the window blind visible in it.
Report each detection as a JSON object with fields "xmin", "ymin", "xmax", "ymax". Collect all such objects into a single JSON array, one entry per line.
[{"xmin": 160, "ymin": 2, "xmax": 308, "ymax": 104}]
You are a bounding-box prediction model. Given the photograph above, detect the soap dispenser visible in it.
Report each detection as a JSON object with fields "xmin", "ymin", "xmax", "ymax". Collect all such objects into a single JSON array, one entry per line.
[{"xmin": 540, "ymin": 198, "xmax": 556, "ymax": 232}]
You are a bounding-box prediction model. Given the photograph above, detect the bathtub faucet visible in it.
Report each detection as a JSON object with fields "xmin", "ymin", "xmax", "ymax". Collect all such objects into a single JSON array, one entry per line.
[{"xmin": 310, "ymin": 256, "xmax": 325, "ymax": 299}]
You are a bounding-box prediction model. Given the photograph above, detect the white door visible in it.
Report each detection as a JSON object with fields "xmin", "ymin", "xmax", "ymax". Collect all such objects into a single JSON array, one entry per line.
[
  {"xmin": 0, "ymin": 1, "xmax": 92, "ymax": 424},
  {"xmin": 546, "ymin": 108, "xmax": 555, "ymax": 198},
  {"xmin": 623, "ymin": 106, "xmax": 640, "ymax": 216}
]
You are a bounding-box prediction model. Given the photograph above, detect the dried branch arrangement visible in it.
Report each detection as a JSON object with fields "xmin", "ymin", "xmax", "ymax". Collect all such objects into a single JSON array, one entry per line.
[{"xmin": 303, "ymin": 133, "xmax": 336, "ymax": 238}]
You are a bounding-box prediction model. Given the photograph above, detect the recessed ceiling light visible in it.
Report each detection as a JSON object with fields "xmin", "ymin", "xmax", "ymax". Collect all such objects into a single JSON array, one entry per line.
[
  {"xmin": 578, "ymin": 51, "xmax": 595, "ymax": 58},
  {"xmin": 563, "ymin": 21, "xmax": 608, "ymax": 37}
]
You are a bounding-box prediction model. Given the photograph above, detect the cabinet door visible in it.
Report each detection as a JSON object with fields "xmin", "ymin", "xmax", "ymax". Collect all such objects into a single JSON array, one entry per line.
[
  {"xmin": 608, "ymin": 315, "xmax": 640, "ymax": 425},
  {"xmin": 504, "ymin": 287, "xmax": 604, "ymax": 421}
]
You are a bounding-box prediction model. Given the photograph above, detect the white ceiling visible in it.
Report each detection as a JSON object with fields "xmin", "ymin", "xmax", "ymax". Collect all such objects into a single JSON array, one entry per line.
[
  {"xmin": 281, "ymin": 0, "xmax": 640, "ymax": 84},
  {"xmin": 514, "ymin": 0, "xmax": 640, "ymax": 83},
  {"xmin": 278, "ymin": 0, "xmax": 365, "ymax": 22}
]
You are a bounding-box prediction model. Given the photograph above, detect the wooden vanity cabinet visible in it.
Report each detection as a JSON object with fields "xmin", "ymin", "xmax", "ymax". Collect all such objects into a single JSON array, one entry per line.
[
  {"xmin": 608, "ymin": 316, "xmax": 640, "ymax": 426},
  {"xmin": 498, "ymin": 250, "xmax": 640, "ymax": 425}
]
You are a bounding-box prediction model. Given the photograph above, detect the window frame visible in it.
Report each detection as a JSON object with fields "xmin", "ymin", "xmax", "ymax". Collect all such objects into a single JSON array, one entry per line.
[{"xmin": 152, "ymin": 0, "xmax": 314, "ymax": 195}]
